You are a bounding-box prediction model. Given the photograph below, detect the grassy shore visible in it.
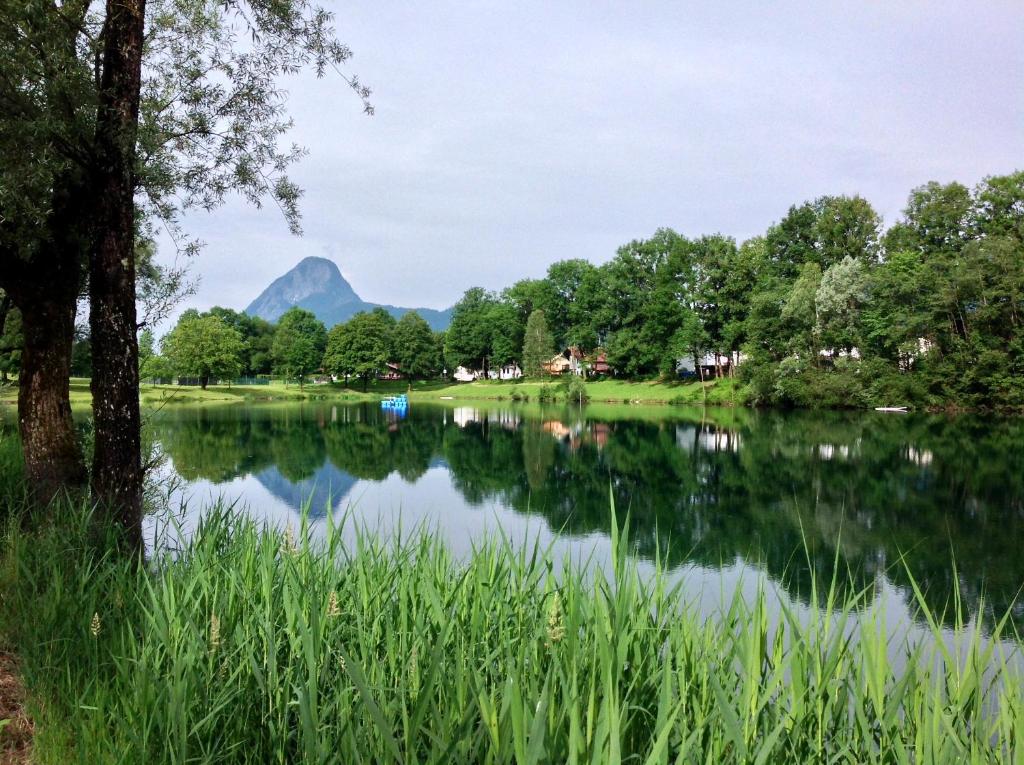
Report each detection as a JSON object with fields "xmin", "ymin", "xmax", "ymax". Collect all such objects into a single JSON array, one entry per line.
[
  {"xmin": 0, "ymin": 376, "xmax": 748, "ymax": 410},
  {"xmin": 405, "ymin": 376, "xmax": 747, "ymax": 405},
  {"xmin": 0, "ymin": 378, "xmax": 384, "ymax": 409},
  {"xmin": 0, "ymin": 484, "xmax": 1020, "ymax": 761}
]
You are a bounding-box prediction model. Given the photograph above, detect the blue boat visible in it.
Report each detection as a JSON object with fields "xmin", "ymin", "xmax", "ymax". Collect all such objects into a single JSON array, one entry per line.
[{"xmin": 381, "ymin": 394, "xmax": 409, "ymax": 411}]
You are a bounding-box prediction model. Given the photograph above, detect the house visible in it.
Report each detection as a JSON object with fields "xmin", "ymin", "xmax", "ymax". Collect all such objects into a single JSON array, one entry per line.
[
  {"xmin": 378, "ymin": 362, "xmax": 403, "ymax": 380},
  {"xmin": 586, "ymin": 350, "xmax": 611, "ymax": 376},
  {"xmin": 543, "ymin": 347, "xmax": 586, "ymax": 376},
  {"xmin": 453, "ymin": 366, "xmax": 477, "ymax": 382},
  {"xmin": 542, "ymin": 354, "xmax": 572, "ymax": 375},
  {"xmin": 676, "ymin": 353, "xmax": 739, "ymax": 379},
  {"xmin": 495, "ymin": 363, "xmax": 522, "ymax": 380},
  {"xmin": 566, "ymin": 346, "xmax": 586, "ymax": 374}
]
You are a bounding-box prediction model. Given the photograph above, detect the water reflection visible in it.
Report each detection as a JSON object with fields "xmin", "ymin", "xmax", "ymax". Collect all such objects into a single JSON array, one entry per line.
[{"xmin": 150, "ymin": 402, "xmax": 1024, "ymax": 628}]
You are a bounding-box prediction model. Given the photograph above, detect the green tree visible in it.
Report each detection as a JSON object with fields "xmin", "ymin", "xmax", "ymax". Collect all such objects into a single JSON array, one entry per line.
[
  {"xmin": 781, "ymin": 263, "xmax": 823, "ymax": 359},
  {"xmin": 522, "ymin": 309, "xmax": 555, "ymax": 378},
  {"xmin": 0, "ymin": 2, "xmax": 94, "ymax": 498},
  {"xmin": 605, "ymin": 229, "xmax": 691, "ymax": 377},
  {"xmin": 138, "ymin": 330, "xmax": 156, "ymax": 375},
  {"xmin": 973, "ymin": 171, "xmax": 1024, "ymax": 241},
  {"xmin": 70, "ymin": 327, "xmax": 92, "ymax": 378},
  {"xmin": 862, "ymin": 249, "xmax": 930, "ymax": 365},
  {"xmin": 883, "ymin": 181, "xmax": 974, "ymax": 255},
  {"xmin": 813, "ymin": 195, "xmax": 882, "ymax": 267},
  {"xmin": 0, "ymin": 295, "xmax": 22, "ymax": 384},
  {"xmin": 272, "ymin": 307, "xmax": 327, "ymax": 388},
  {"xmin": 140, "ymin": 353, "xmax": 174, "ymax": 382},
  {"xmin": 669, "ymin": 309, "xmax": 711, "ymax": 392},
  {"xmin": 487, "ymin": 301, "xmax": 522, "ymax": 368},
  {"xmin": 504, "ymin": 278, "xmax": 558, "ymax": 335},
  {"xmin": 445, "ymin": 288, "xmax": 499, "ymax": 374},
  {"xmin": 545, "ymin": 259, "xmax": 602, "ymax": 347},
  {"xmin": 392, "ymin": 312, "xmax": 437, "ymax": 380},
  {"xmin": 322, "ymin": 309, "xmax": 395, "ymax": 389},
  {"xmin": 2, "ymin": 0, "xmax": 371, "ymax": 531},
  {"xmin": 208, "ymin": 307, "xmax": 276, "ymax": 375},
  {"xmin": 162, "ymin": 313, "xmax": 245, "ymax": 389},
  {"xmin": 815, "ymin": 256, "xmax": 871, "ymax": 353}
]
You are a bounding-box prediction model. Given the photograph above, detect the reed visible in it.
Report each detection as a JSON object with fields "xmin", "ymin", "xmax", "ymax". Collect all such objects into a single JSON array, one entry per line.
[{"xmin": 0, "ymin": 499, "xmax": 1021, "ymax": 764}]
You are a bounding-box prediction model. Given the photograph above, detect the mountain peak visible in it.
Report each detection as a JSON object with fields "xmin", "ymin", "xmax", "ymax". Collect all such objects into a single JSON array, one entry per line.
[
  {"xmin": 244, "ymin": 257, "xmax": 452, "ymax": 330},
  {"xmin": 245, "ymin": 257, "xmax": 359, "ymax": 323},
  {"xmin": 294, "ymin": 255, "xmax": 341, "ymax": 274}
]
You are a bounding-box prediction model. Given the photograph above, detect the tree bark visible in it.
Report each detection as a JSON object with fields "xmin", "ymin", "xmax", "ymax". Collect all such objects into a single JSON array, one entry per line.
[
  {"xmin": 15, "ymin": 291, "xmax": 87, "ymax": 502},
  {"xmin": 1, "ymin": 185, "xmax": 90, "ymax": 503},
  {"xmin": 89, "ymin": 0, "xmax": 147, "ymax": 548}
]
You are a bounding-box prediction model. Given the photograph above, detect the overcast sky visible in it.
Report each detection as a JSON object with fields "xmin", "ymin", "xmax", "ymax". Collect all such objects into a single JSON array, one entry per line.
[{"xmin": 159, "ymin": 0, "xmax": 1024, "ymax": 323}]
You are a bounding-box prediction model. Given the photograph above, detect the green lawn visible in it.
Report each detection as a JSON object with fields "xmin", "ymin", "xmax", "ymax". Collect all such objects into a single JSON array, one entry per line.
[
  {"xmin": 404, "ymin": 376, "xmax": 748, "ymax": 405},
  {"xmin": 0, "ymin": 376, "xmax": 749, "ymax": 408}
]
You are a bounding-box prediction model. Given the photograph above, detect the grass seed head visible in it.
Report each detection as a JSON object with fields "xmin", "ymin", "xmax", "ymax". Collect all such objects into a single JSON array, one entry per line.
[
  {"xmin": 408, "ymin": 645, "xmax": 420, "ymax": 701},
  {"xmin": 327, "ymin": 590, "xmax": 340, "ymax": 618},
  {"xmin": 546, "ymin": 591, "xmax": 565, "ymax": 646},
  {"xmin": 209, "ymin": 612, "xmax": 221, "ymax": 653},
  {"xmin": 281, "ymin": 524, "xmax": 297, "ymax": 555},
  {"xmin": 90, "ymin": 612, "xmax": 101, "ymax": 638}
]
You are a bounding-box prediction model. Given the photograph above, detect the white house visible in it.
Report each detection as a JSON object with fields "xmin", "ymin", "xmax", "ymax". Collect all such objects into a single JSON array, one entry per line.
[
  {"xmin": 454, "ymin": 363, "xmax": 522, "ymax": 381},
  {"xmin": 676, "ymin": 351, "xmax": 746, "ymax": 378},
  {"xmin": 495, "ymin": 363, "xmax": 522, "ymax": 380}
]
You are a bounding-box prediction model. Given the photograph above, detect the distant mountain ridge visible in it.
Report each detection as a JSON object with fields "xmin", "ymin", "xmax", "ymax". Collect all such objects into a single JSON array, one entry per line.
[{"xmin": 245, "ymin": 256, "xmax": 452, "ymax": 330}]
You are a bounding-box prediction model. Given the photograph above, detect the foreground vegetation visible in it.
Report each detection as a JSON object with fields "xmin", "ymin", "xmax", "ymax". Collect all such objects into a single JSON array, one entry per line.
[{"xmin": 1, "ymin": 488, "xmax": 1021, "ymax": 762}]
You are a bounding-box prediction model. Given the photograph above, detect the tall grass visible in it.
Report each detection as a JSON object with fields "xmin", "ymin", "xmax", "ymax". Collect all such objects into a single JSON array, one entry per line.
[{"xmin": 0, "ymin": 500, "xmax": 1022, "ymax": 764}]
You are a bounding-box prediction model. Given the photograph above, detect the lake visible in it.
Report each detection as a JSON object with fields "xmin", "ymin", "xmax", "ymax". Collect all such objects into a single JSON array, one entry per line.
[{"xmin": 141, "ymin": 400, "xmax": 1024, "ymax": 634}]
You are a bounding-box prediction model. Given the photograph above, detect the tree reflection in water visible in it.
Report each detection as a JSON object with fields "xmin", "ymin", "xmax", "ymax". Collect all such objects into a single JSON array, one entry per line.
[{"xmin": 150, "ymin": 402, "xmax": 1024, "ymax": 628}]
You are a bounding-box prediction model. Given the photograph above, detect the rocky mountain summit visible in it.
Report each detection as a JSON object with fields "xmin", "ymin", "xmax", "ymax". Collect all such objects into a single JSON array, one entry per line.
[{"xmin": 245, "ymin": 257, "xmax": 452, "ymax": 330}]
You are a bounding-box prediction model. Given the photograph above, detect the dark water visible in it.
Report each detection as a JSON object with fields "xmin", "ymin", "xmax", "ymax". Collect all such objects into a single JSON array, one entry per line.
[{"xmin": 147, "ymin": 401, "xmax": 1024, "ymax": 629}]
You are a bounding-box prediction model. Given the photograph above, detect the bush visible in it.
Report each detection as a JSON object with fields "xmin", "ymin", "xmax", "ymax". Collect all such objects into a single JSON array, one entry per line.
[{"xmin": 560, "ymin": 376, "xmax": 589, "ymax": 404}]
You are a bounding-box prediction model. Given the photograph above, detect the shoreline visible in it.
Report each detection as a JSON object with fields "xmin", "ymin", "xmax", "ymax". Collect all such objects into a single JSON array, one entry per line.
[{"xmin": 0, "ymin": 378, "xmax": 1020, "ymax": 414}]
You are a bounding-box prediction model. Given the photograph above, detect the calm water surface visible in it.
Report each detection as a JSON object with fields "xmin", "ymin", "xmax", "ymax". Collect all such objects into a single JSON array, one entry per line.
[{"xmin": 144, "ymin": 400, "xmax": 1024, "ymax": 634}]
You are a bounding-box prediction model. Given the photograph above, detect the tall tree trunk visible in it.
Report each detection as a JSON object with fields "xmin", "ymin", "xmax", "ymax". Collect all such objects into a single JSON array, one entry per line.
[
  {"xmin": 1, "ymin": 220, "xmax": 89, "ymax": 503},
  {"xmin": 89, "ymin": 0, "xmax": 147, "ymax": 548},
  {"xmin": 15, "ymin": 291, "xmax": 87, "ymax": 502}
]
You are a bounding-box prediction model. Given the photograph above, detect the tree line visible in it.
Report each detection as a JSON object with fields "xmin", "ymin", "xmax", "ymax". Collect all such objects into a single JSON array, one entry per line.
[
  {"xmin": 141, "ymin": 305, "xmax": 446, "ymax": 389},
  {"xmin": 439, "ymin": 173, "xmax": 1023, "ymax": 408}
]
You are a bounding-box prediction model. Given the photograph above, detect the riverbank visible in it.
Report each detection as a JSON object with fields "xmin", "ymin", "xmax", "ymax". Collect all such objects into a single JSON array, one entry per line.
[
  {"xmin": 0, "ymin": 376, "xmax": 747, "ymax": 409},
  {"xmin": 0, "ymin": 379, "xmax": 385, "ymax": 408},
  {"xmin": 407, "ymin": 377, "xmax": 747, "ymax": 405},
  {"xmin": 0, "ymin": 494, "xmax": 1020, "ymax": 763}
]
